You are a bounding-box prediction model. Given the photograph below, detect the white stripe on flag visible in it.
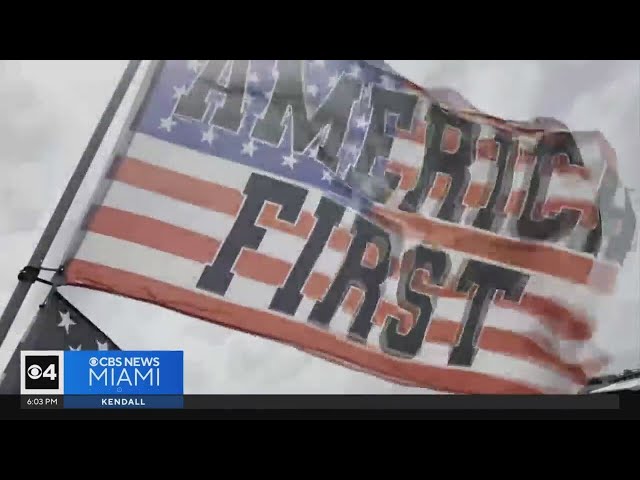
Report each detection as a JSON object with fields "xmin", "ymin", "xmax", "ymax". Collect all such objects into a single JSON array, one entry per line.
[
  {"xmin": 103, "ymin": 181, "xmax": 235, "ymax": 240},
  {"xmin": 128, "ymin": 133, "xmax": 253, "ymax": 190},
  {"xmin": 389, "ymin": 138, "xmax": 424, "ymax": 166}
]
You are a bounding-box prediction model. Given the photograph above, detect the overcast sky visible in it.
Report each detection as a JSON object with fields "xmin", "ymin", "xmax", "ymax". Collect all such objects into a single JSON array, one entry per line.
[{"xmin": 0, "ymin": 60, "xmax": 637, "ymax": 393}]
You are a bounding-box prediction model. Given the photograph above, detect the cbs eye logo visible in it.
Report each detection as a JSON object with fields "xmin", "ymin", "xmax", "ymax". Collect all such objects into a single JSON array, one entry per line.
[{"xmin": 23, "ymin": 355, "xmax": 59, "ymax": 390}]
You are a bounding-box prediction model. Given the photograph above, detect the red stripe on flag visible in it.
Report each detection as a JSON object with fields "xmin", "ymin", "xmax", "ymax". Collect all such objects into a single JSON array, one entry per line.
[
  {"xmin": 235, "ymin": 249, "xmax": 292, "ymax": 287},
  {"xmin": 88, "ymin": 206, "xmax": 220, "ymax": 263},
  {"xmin": 302, "ymin": 272, "xmax": 332, "ymax": 301},
  {"xmin": 428, "ymin": 174, "xmax": 451, "ymax": 200},
  {"xmin": 504, "ymin": 190, "xmax": 527, "ymax": 216},
  {"xmin": 463, "ymin": 183, "xmax": 493, "ymax": 208},
  {"xmin": 257, "ymin": 202, "xmax": 316, "ymax": 240},
  {"xmin": 476, "ymin": 139, "xmax": 499, "ymax": 162},
  {"xmin": 115, "ymin": 157, "xmax": 242, "ymax": 216}
]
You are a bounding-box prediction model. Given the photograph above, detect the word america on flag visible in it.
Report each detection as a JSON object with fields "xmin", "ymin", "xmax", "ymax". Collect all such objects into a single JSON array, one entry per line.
[{"xmin": 61, "ymin": 60, "xmax": 636, "ymax": 394}]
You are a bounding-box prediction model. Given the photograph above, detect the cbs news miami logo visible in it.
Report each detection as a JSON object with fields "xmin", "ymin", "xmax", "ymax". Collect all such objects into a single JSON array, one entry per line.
[{"xmin": 20, "ymin": 350, "xmax": 183, "ymax": 397}]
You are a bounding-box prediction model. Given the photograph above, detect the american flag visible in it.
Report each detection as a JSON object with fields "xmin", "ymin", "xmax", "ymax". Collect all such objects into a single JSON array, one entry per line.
[
  {"xmin": 0, "ymin": 290, "xmax": 119, "ymax": 394},
  {"xmin": 61, "ymin": 60, "xmax": 627, "ymax": 394}
]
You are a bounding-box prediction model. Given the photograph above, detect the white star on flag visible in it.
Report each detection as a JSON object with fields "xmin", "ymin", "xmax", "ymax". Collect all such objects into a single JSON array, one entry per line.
[
  {"xmin": 380, "ymin": 75, "xmax": 396, "ymax": 90},
  {"xmin": 248, "ymin": 71, "xmax": 260, "ymax": 83},
  {"xmin": 349, "ymin": 64, "xmax": 362, "ymax": 78},
  {"xmin": 159, "ymin": 116, "xmax": 177, "ymax": 132},
  {"xmin": 322, "ymin": 170, "xmax": 333, "ymax": 182},
  {"xmin": 241, "ymin": 140, "xmax": 258, "ymax": 157},
  {"xmin": 355, "ymin": 114, "xmax": 369, "ymax": 129},
  {"xmin": 307, "ymin": 143, "xmax": 320, "ymax": 159},
  {"xmin": 57, "ymin": 311, "xmax": 76, "ymax": 335},
  {"xmin": 172, "ymin": 85, "xmax": 187, "ymax": 100},
  {"xmin": 361, "ymin": 84, "xmax": 373, "ymax": 106},
  {"xmin": 344, "ymin": 143, "xmax": 359, "ymax": 155},
  {"xmin": 202, "ymin": 126, "xmax": 216, "ymax": 145},
  {"xmin": 282, "ymin": 153, "xmax": 298, "ymax": 169},
  {"xmin": 96, "ymin": 340, "xmax": 110, "ymax": 351}
]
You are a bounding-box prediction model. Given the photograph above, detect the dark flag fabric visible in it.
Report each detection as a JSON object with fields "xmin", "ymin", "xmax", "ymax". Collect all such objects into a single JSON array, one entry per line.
[
  {"xmin": 0, "ymin": 289, "xmax": 119, "ymax": 394},
  {"xmin": 60, "ymin": 60, "xmax": 636, "ymax": 394}
]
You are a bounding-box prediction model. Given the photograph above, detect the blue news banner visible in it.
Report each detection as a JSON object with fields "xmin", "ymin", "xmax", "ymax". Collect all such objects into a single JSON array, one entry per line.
[{"xmin": 20, "ymin": 350, "xmax": 184, "ymax": 409}]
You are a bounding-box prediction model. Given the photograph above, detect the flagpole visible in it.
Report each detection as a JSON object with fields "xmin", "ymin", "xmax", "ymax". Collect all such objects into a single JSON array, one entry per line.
[{"xmin": 0, "ymin": 59, "xmax": 142, "ymax": 349}]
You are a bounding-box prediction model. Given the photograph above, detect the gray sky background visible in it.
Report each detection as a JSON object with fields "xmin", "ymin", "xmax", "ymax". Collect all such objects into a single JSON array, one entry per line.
[{"xmin": 0, "ymin": 60, "xmax": 637, "ymax": 393}]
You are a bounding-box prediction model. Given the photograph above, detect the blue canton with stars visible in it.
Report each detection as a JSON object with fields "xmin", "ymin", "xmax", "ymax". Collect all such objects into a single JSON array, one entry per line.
[{"xmin": 134, "ymin": 60, "xmax": 415, "ymax": 212}]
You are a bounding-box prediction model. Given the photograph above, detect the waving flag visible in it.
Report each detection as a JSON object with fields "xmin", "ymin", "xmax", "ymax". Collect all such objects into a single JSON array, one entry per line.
[
  {"xmin": 61, "ymin": 60, "xmax": 636, "ymax": 394},
  {"xmin": 0, "ymin": 290, "xmax": 119, "ymax": 394}
]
